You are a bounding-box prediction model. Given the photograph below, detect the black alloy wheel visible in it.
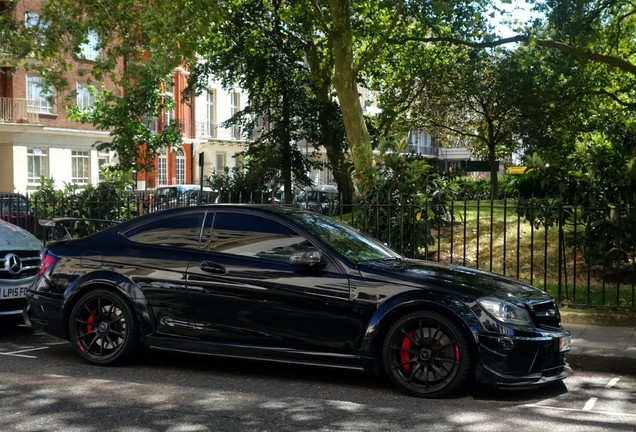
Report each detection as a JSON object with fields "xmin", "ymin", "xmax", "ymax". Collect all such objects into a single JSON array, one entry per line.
[
  {"xmin": 68, "ymin": 288, "xmax": 139, "ymax": 366},
  {"xmin": 382, "ymin": 310, "xmax": 472, "ymax": 398}
]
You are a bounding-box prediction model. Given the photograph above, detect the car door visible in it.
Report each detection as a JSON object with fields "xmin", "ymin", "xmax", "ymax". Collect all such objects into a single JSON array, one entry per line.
[
  {"xmin": 185, "ymin": 210, "xmax": 357, "ymax": 353},
  {"xmin": 121, "ymin": 211, "xmax": 207, "ymax": 338}
]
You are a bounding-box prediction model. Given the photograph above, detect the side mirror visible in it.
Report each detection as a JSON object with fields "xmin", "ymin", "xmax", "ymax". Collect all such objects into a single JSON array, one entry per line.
[{"xmin": 290, "ymin": 249, "xmax": 322, "ymax": 266}]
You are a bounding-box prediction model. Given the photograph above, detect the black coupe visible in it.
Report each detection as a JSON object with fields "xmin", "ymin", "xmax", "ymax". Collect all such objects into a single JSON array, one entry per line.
[{"xmin": 24, "ymin": 205, "xmax": 572, "ymax": 398}]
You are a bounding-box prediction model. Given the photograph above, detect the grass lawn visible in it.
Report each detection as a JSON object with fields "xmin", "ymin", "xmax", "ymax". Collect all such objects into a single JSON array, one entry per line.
[{"xmin": 342, "ymin": 201, "xmax": 635, "ymax": 310}]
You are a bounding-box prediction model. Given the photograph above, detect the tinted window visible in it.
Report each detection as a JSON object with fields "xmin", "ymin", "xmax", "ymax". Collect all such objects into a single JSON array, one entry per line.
[
  {"xmin": 125, "ymin": 212, "xmax": 205, "ymax": 249},
  {"xmin": 287, "ymin": 211, "xmax": 401, "ymax": 264},
  {"xmin": 202, "ymin": 212, "xmax": 311, "ymax": 263}
]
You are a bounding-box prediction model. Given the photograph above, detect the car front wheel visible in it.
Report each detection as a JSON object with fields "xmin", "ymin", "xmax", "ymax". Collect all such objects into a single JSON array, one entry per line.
[
  {"xmin": 68, "ymin": 288, "xmax": 139, "ymax": 366},
  {"xmin": 382, "ymin": 310, "xmax": 472, "ymax": 398}
]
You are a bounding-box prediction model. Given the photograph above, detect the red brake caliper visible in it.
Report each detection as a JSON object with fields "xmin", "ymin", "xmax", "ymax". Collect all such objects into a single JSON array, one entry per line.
[
  {"xmin": 400, "ymin": 331, "xmax": 414, "ymax": 373},
  {"xmin": 87, "ymin": 311, "xmax": 95, "ymax": 333},
  {"xmin": 77, "ymin": 310, "xmax": 96, "ymax": 353}
]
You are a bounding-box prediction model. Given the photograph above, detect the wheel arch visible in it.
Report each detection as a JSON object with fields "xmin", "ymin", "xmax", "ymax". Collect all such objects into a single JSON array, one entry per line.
[
  {"xmin": 62, "ymin": 271, "xmax": 152, "ymax": 342},
  {"xmin": 360, "ymin": 293, "xmax": 482, "ymax": 375}
]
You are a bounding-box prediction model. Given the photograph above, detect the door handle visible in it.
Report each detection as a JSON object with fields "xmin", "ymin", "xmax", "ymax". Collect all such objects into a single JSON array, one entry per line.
[{"xmin": 199, "ymin": 261, "xmax": 226, "ymax": 274}]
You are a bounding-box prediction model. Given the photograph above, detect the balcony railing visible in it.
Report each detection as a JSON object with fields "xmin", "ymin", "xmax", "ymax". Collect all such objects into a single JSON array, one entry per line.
[
  {"xmin": 0, "ymin": 98, "xmax": 40, "ymax": 124},
  {"xmin": 406, "ymin": 144, "xmax": 439, "ymax": 157},
  {"xmin": 194, "ymin": 121, "xmax": 217, "ymax": 139}
]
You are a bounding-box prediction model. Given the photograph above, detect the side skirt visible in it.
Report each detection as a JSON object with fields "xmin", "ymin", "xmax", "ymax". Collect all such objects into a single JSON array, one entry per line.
[{"xmin": 145, "ymin": 335, "xmax": 369, "ymax": 372}]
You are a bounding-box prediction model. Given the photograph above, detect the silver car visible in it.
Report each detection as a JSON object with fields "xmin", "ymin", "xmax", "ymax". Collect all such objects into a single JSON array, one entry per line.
[{"xmin": 0, "ymin": 219, "xmax": 42, "ymax": 324}]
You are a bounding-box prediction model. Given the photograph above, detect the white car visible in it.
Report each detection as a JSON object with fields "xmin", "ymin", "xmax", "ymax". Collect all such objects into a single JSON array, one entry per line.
[{"xmin": 0, "ymin": 219, "xmax": 42, "ymax": 324}]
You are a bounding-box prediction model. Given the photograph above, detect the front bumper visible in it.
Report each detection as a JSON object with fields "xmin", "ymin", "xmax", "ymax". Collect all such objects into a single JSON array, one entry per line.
[
  {"xmin": 0, "ymin": 276, "xmax": 36, "ymax": 318},
  {"xmin": 475, "ymin": 330, "xmax": 572, "ymax": 387}
]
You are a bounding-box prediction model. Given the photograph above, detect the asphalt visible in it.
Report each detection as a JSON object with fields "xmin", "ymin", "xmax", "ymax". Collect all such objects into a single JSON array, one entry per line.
[{"xmin": 562, "ymin": 318, "xmax": 636, "ymax": 375}]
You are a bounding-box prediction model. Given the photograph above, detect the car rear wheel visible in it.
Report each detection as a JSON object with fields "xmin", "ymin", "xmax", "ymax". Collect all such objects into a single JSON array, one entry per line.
[
  {"xmin": 382, "ymin": 310, "xmax": 472, "ymax": 398},
  {"xmin": 68, "ymin": 288, "xmax": 139, "ymax": 366}
]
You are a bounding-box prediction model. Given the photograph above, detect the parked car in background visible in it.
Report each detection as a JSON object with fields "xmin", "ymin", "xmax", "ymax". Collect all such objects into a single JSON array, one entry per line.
[
  {"xmin": 151, "ymin": 184, "xmax": 217, "ymax": 211},
  {"xmin": 0, "ymin": 191, "xmax": 38, "ymax": 234},
  {"xmin": 25, "ymin": 204, "xmax": 571, "ymax": 398},
  {"xmin": 1, "ymin": 219, "xmax": 42, "ymax": 324},
  {"xmin": 295, "ymin": 185, "xmax": 340, "ymax": 215}
]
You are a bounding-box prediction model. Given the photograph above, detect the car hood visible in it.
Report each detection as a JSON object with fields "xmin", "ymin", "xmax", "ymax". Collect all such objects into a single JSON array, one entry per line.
[
  {"xmin": 358, "ymin": 258, "xmax": 553, "ymax": 304},
  {"xmin": 0, "ymin": 219, "xmax": 42, "ymax": 251}
]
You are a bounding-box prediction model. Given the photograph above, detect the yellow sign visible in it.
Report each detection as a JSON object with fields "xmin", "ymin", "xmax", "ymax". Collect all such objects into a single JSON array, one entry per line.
[{"xmin": 506, "ymin": 166, "xmax": 527, "ymax": 175}]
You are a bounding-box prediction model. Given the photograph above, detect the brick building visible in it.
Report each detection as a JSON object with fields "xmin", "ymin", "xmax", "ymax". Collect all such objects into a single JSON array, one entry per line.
[{"xmin": 0, "ymin": 0, "xmax": 251, "ymax": 194}]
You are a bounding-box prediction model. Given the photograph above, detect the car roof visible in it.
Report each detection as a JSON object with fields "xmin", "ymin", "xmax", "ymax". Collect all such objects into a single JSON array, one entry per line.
[
  {"xmin": 303, "ymin": 185, "xmax": 338, "ymax": 192},
  {"xmin": 155, "ymin": 185, "xmax": 213, "ymax": 192},
  {"xmin": 0, "ymin": 191, "xmax": 27, "ymax": 198}
]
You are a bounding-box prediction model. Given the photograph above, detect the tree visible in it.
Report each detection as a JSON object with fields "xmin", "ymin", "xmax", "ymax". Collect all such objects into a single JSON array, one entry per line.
[
  {"xmin": 0, "ymin": 0, "xmax": 33, "ymax": 65},
  {"xmin": 18, "ymin": 0, "xmax": 636, "ymax": 199},
  {"xmin": 10, "ymin": 0, "xmax": 217, "ymax": 173},
  {"xmin": 408, "ymin": 49, "xmax": 522, "ymax": 198},
  {"xmin": 189, "ymin": 0, "xmax": 321, "ymax": 204}
]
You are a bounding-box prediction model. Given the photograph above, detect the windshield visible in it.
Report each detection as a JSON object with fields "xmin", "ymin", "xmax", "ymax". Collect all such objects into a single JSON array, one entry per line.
[{"xmin": 287, "ymin": 211, "xmax": 402, "ymax": 264}]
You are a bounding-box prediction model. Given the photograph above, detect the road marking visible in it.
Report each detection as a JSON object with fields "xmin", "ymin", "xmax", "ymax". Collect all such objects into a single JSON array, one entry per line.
[
  {"xmin": 522, "ymin": 404, "xmax": 636, "ymax": 418},
  {"xmin": 582, "ymin": 397, "xmax": 598, "ymax": 411},
  {"xmin": 0, "ymin": 346, "xmax": 49, "ymax": 358},
  {"xmin": 605, "ymin": 377, "xmax": 620, "ymax": 389}
]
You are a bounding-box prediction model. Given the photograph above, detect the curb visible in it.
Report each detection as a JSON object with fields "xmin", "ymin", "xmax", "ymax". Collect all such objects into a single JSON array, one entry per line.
[
  {"xmin": 560, "ymin": 310, "xmax": 636, "ymax": 327},
  {"xmin": 566, "ymin": 350, "xmax": 636, "ymax": 375}
]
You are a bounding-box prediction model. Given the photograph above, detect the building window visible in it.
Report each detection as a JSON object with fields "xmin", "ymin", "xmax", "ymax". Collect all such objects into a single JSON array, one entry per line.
[
  {"xmin": 143, "ymin": 115, "xmax": 158, "ymax": 133},
  {"xmin": 206, "ymin": 89, "xmax": 216, "ymax": 138},
  {"xmin": 76, "ymin": 82, "xmax": 95, "ymax": 109},
  {"xmin": 71, "ymin": 151, "xmax": 90, "ymax": 184},
  {"xmin": 27, "ymin": 148, "xmax": 48, "ymax": 185},
  {"xmin": 27, "ymin": 76, "xmax": 55, "ymax": 114},
  {"xmin": 97, "ymin": 152, "xmax": 110, "ymax": 181},
  {"xmin": 216, "ymin": 152, "xmax": 226, "ymax": 174},
  {"xmin": 163, "ymin": 81, "xmax": 174, "ymax": 125},
  {"xmin": 24, "ymin": 11, "xmax": 40, "ymax": 28},
  {"xmin": 79, "ymin": 30, "xmax": 100, "ymax": 61},
  {"xmin": 25, "ymin": 10, "xmax": 47, "ymax": 45},
  {"xmin": 158, "ymin": 149, "xmax": 167, "ymax": 186},
  {"xmin": 176, "ymin": 150, "xmax": 185, "ymax": 184},
  {"xmin": 230, "ymin": 91, "xmax": 241, "ymax": 139}
]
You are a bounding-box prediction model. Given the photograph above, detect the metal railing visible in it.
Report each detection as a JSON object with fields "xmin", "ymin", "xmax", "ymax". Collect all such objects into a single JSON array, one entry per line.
[
  {"xmin": 3, "ymin": 193, "xmax": 634, "ymax": 311},
  {"xmin": 0, "ymin": 97, "xmax": 40, "ymax": 124}
]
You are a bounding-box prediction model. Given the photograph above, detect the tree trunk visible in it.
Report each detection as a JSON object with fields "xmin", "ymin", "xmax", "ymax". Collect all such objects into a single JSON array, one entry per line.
[
  {"xmin": 316, "ymin": 87, "xmax": 354, "ymax": 205},
  {"xmin": 488, "ymin": 142, "xmax": 499, "ymax": 200},
  {"xmin": 329, "ymin": 0, "xmax": 374, "ymax": 192}
]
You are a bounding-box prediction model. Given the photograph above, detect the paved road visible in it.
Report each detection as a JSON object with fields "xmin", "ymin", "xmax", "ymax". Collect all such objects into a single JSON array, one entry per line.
[{"xmin": 1, "ymin": 325, "xmax": 634, "ymax": 432}]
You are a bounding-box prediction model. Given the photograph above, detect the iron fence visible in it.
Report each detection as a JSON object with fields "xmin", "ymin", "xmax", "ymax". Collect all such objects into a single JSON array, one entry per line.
[{"xmin": 2, "ymin": 192, "xmax": 634, "ymax": 311}]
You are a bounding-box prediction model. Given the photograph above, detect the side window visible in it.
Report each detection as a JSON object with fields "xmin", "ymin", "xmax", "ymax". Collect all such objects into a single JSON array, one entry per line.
[
  {"xmin": 124, "ymin": 212, "xmax": 205, "ymax": 249},
  {"xmin": 202, "ymin": 212, "xmax": 312, "ymax": 263}
]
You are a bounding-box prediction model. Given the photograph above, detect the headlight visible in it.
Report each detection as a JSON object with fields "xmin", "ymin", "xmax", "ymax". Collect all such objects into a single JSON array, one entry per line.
[{"xmin": 477, "ymin": 297, "xmax": 533, "ymax": 326}]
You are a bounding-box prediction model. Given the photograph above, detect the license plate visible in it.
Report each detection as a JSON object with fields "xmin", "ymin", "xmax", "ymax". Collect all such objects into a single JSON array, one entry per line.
[
  {"xmin": 0, "ymin": 286, "xmax": 29, "ymax": 300},
  {"xmin": 559, "ymin": 334, "xmax": 571, "ymax": 352}
]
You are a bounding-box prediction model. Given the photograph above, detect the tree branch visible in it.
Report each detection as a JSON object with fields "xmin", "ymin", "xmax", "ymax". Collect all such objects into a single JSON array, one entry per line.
[
  {"xmin": 596, "ymin": 90, "xmax": 636, "ymax": 108},
  {"xmin": 388, "ymin": 34, "xmax": 636, "ymax": 76},
  {"xmin": 357, "ymin": 0, "xmax": 404, "ymax": 74}
]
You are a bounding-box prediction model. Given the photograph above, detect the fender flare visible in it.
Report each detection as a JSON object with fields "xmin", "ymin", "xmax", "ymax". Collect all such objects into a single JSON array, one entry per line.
[
  {"xmin": 61, "ymin": 270, "xmax": 153, "ymax": 340},
  {"xmin": 358, "ymin": 290, "xmax": 483, "ymax": 373}
]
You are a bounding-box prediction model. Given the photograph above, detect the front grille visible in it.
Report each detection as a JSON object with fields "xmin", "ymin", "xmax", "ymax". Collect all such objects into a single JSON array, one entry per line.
[
  {"xmin": 529, "ymin": 300, "xmax": 561, "ymax": 328},
  {"xmin": 0, "ymin": 250, "xmax": 41, "ymax": 280}
]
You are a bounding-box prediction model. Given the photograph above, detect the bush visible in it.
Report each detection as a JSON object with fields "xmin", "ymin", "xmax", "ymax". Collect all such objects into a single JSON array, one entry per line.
[{"xmin": 355, "ymin": 153, "xmax": 456, "ymax": 257}]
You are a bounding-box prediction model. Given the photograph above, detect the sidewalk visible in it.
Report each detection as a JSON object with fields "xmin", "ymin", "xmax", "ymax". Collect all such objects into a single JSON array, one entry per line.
[{"xmin": 563, "ymin": 321, "xmax": 636, "ymax": 375}]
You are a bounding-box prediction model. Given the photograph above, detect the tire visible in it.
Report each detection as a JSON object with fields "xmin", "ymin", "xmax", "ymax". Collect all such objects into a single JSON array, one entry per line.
[
  {"xmin": 68, "ymin": 288, "xmax": 139, "ymax": 366},
  {"xmin": 382, "ymin": 310, "xmax": 472, "ymax": 398}
]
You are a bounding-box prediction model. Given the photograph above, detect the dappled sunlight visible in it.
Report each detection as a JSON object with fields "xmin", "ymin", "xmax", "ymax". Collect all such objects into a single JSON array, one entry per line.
[{"xmin": 0, "ymin": 360, "xmax": 634, "ymax": 431}]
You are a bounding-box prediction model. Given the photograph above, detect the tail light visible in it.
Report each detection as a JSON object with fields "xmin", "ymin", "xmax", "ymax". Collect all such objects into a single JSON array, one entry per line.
[{"xmin": 38, "ymin": 250, "xmax": 58, "ymax": 278}]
